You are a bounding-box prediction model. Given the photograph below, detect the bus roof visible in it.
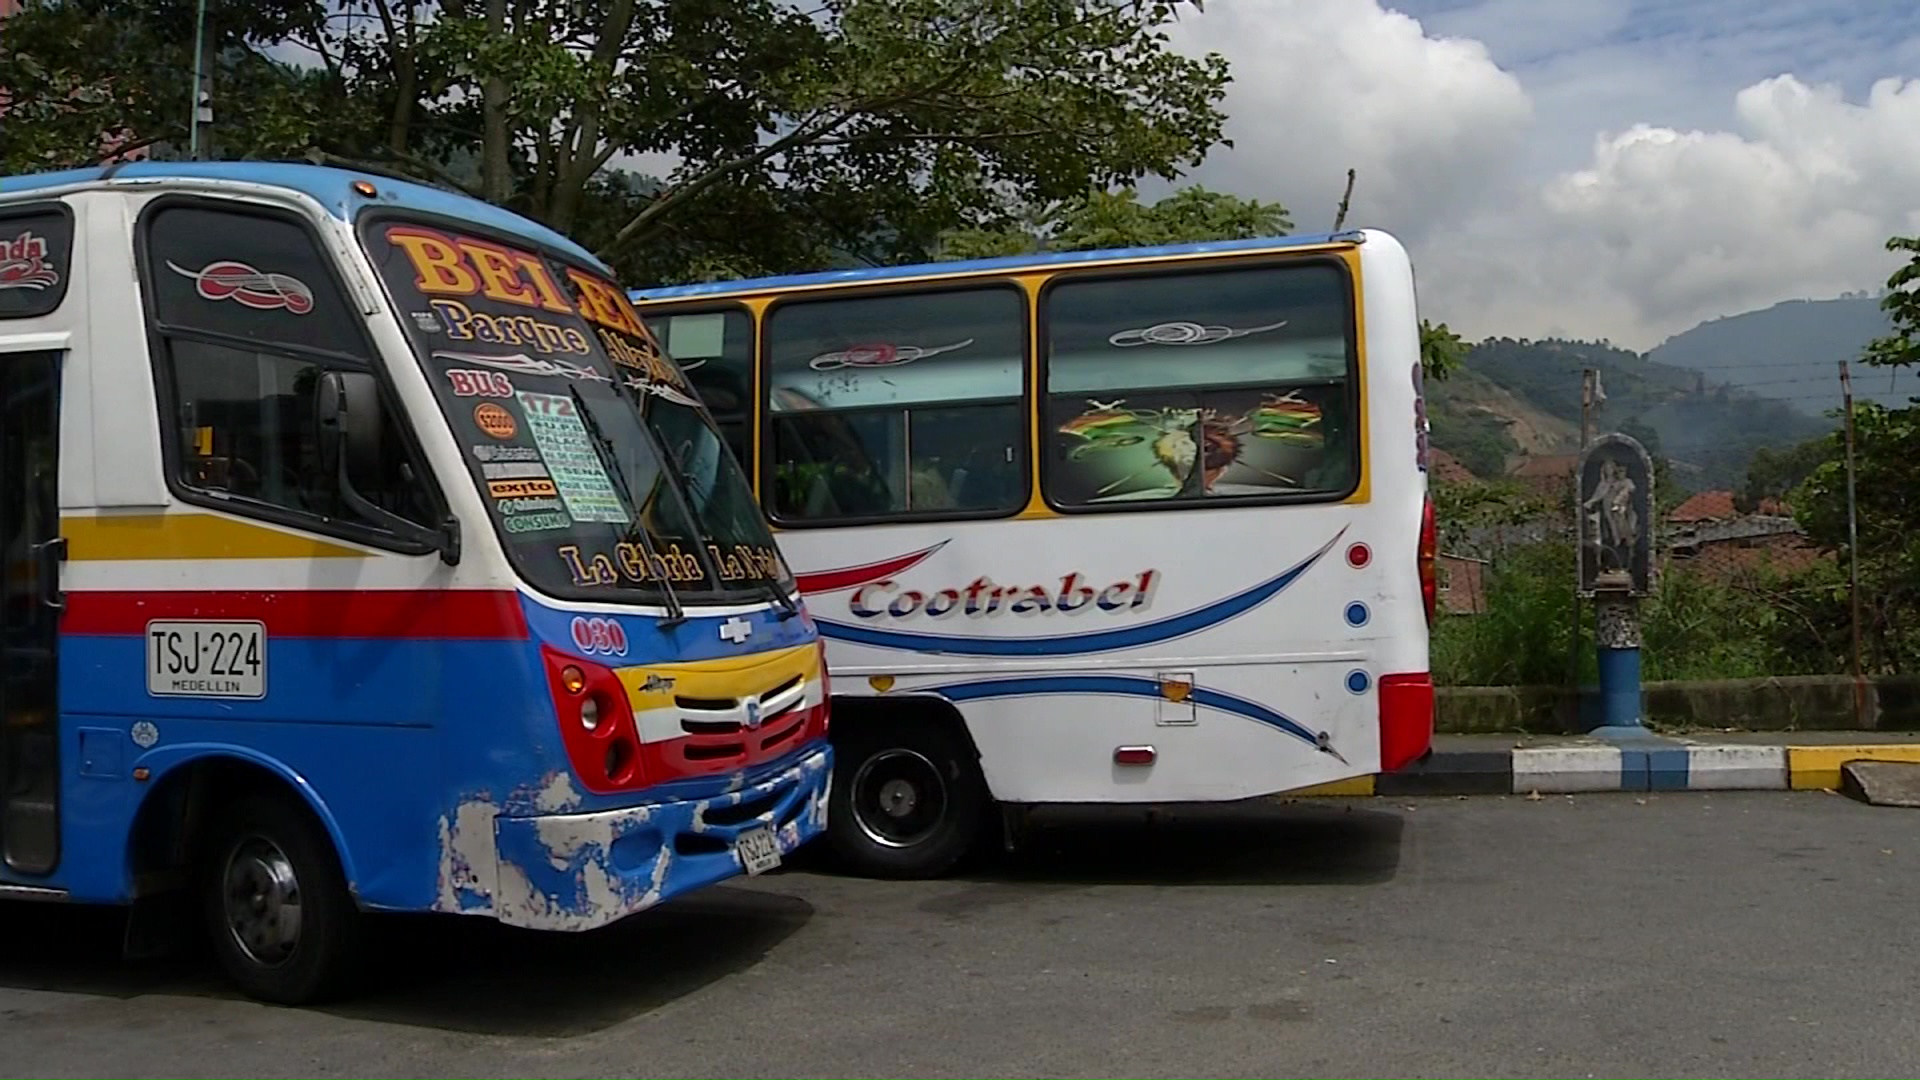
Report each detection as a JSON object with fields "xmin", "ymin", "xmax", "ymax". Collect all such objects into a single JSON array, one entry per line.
[
  {"xmin": 627, "ymin": 229, "xmax": 1369, "ymax": 301},
  {"xmin": 0, "ymin": 160, "xmax": 608, "ymax": 272}
]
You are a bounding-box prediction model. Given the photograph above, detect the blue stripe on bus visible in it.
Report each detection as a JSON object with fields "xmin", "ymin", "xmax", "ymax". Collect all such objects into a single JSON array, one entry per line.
[
  {"xmin": 2, "ymin": 162, "xmax": 607, "ymax": 271},
  {"xmin": 923, "ymin": 674, "xmax": 1325, "ymax": 748},
  {"xmin": 628, "ymin": 230, "xmax": 1366, "ymax": 298},
  {"xmin": 809, "ymin": 529, "xmax": 1343, "ymax": 657}
]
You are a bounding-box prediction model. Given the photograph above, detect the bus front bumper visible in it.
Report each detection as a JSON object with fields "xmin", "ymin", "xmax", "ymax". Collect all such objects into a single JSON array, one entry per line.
[{"xmin": 439, "ymin": 744, "xmax": 831, "ymax": 932}]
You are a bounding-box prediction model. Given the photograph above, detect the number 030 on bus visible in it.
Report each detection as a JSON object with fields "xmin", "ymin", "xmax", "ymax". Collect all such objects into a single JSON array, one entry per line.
[{"xmin": 632, "ymin": 228, "xmax": 1437, "ymax": 879}]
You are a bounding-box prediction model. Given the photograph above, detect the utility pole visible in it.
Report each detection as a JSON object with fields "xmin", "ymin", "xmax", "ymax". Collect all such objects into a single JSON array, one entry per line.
[
  {"xmin": 1569, "ymin": 368, "xmax": 1597, "ymax": 688},
  {"xmin": 188, "ymin": 0, "xmax": 211, "ymax": 159},
  {"xmin": 1840, "ymin": 361, "xmax": 1866, "ymax": 723}
]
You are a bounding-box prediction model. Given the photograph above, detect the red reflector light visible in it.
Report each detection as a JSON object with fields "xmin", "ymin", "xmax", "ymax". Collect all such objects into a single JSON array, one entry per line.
[
  {"xmin": 1114, "ymin": 745, "xmax": 1156, "ymax": 766},
  {"xmin": 542, "ymin": 646, "xmax": 642, "ymax": 793},
  {"xmin": 1378, "ymin": 672, "xmax": 1434, "ymax": 773},
  {"xmin": 1418, "ymin": 495, "xmax": 1438, "ymax": 625}
]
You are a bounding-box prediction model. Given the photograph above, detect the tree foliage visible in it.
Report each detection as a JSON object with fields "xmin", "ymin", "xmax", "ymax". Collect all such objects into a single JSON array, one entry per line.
[
  {"xmin": 1783, "ymin": 232, "xmax": 1920, "ymax": 672},
  {"xmin": 1, "ymin": 0, "xmax": 1231, "ymax": 285}
]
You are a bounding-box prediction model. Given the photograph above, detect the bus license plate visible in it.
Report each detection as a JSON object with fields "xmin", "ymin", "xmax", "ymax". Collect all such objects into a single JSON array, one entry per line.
[
  {"xmin": 734, "ymin": 827, "xmax": 782, "ymax": 876},
  {"xmin": 146, "ymin": 620, "xmax": 267, "ymax": 699}
]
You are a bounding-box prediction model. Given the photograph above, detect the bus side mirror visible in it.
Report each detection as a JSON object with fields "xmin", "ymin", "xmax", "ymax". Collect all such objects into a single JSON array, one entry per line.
[
  {"xmin": 315, "ymin": 370, "xmax": 461, "ymax": 567},
  {"xmin": 315, "ymin": 370, "xmax": 383, "ymax": 478}
]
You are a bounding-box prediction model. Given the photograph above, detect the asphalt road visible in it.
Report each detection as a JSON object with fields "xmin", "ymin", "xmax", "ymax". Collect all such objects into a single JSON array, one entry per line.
[{"xmin": 3, "ymin": 792, "xmax": 1918, "ymax": 1078}]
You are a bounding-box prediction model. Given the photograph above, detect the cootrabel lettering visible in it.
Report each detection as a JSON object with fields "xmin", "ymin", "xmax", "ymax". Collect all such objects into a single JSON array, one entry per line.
[{"xmin": 851, "ymin": 571, "xmax": 1159, "ymax": 619}]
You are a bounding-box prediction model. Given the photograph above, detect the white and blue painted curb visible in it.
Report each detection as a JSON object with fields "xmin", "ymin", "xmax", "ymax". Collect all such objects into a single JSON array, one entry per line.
[{"xmin": 1296, "ymin": 733, "xmax": 1920, "ymax": 797}]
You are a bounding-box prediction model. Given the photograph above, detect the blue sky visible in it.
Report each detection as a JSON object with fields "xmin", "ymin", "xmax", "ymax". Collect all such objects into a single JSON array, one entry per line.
[{"xmin": 1163, "ymin": 0, "xmax": 1920, "ymax": 349}]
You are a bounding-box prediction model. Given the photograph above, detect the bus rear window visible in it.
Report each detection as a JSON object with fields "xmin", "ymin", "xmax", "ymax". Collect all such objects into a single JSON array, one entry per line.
[
  {"xmin": 0, "ymin": 206, "xmax": 73, "ymax": 320},
  {"xmin": 1042, "ymin": 262, "xmax": 1358, "ymax": 508},
  {"xmin": 763, "ymin": 286, "xmax": 1028, "ymax": 523}
]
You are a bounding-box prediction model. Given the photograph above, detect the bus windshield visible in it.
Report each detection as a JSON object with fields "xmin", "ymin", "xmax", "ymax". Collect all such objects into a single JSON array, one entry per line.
[{"xmin": 357, "ymin": 214, "xmax": 790, "ymax": 604}]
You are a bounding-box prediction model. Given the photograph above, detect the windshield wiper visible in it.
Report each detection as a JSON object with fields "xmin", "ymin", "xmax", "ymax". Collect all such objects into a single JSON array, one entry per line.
[
  {"xmin": 633, "ymin": 399, "xmax": 800, "ymax": 621},
  {"xmin": 761, "ymin": 575, "xmax": 800, "ymax": 620},
  {"xmin": 567, "ymin": 384, "xmax": 686, "ymax": 628}
]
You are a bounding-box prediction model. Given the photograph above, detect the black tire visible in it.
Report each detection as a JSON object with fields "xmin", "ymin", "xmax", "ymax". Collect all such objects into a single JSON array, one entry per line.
[
  {"xmin": 827, "ymin": 719, "xmax": 989, "ymax": 879},
  {"xmin": 199, "ymin": 791, "xmax": 365, "ymax": 1005}
]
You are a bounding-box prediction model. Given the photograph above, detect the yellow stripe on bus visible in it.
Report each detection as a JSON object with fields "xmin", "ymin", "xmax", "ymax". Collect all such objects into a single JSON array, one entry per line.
[
  {"xmin": 61, "ymin": 513, "xmax": 372, "ymax": 561},
  {"xmin": 614, "ymin": 642, "xmax": 821, "ymax": 708}
]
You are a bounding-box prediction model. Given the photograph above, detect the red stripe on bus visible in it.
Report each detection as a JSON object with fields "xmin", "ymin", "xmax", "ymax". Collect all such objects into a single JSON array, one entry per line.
[
  {"xmin": 61, "ymin": 589, "xmax": 531, "ymax": 640},
  {"xmin": 793, "ymin": 542, "xmax": 948, "ymax": 594}
]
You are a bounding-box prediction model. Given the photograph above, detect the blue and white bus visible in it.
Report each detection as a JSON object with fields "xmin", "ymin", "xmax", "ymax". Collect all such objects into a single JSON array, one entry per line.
[{"xmin": 632, "ymin": 228, "xmax": 1435, "ymax": 878}]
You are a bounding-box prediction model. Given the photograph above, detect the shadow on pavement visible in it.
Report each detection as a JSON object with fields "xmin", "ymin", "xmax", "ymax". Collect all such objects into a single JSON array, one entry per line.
[
  {"xmin": 961, "ymin": 799, "xmax": 1407, "ymax": 888},
  {"xmin": 0, "ymin": 883, "xmax": 813, "ymax": 1037}
]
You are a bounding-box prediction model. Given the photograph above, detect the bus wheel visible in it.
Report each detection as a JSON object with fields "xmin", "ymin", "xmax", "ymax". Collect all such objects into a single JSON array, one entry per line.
[
  {"xmin": 200, "ymin": 792, "xmax": 365, "ymax": 1005},
  {"xmin": 828, "ymin": 721, "xmax": 986, "ymax": 879}
]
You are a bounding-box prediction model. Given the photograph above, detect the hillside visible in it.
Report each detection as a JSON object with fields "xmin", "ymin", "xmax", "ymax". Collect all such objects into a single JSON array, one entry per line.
[
  {"xmin": 1648, "ymin": 295, "xmax": 1910, "ymax": 415},
  {"xmin": 1429, "ymin": 336, "xmax": 1831, "ymax": 489}
]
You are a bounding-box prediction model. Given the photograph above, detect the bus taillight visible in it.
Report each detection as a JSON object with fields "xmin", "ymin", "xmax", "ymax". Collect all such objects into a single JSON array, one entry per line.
[
  {"xmin": 1418, "ymin": 494, "xmax": 1437, "ymax": 625},
  {"xmin": 543, "ymin": 646, "xmax": 643, "ymax": 792},
  {"xmin": 1378, "ymin": 672, "xmax": 1434, "ymax": 773}
]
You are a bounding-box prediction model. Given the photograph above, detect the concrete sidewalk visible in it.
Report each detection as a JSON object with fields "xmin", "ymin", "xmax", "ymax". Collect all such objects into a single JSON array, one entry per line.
[{"xmin": 1294, "ymin": 730, "xmax": 1920, "ymax": 797}]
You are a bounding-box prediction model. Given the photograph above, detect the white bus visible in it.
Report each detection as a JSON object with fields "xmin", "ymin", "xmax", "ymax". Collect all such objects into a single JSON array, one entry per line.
[{"xmin": 632, "ymin": 229, "xmax": 1434, "ymax": 878}]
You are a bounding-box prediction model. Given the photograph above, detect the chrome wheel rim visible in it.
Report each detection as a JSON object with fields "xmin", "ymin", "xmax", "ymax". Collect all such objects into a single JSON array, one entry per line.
[
  {"xmin": 222, "ymin": 836, "xmax": 302, "ymax": 967},
  {"xmin": 850, "ymin": 749, "xmax": 948, "ymax": 849}
]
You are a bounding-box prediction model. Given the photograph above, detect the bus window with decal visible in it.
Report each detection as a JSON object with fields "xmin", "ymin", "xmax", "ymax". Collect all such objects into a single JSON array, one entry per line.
[
  {"xmin": 0, "ymin": 206, "xmax": 74, "ymax": 320},
  {"xmin": 356, "ymin": 214, "xmax": 790, "ymax": 602},
  {"xmin": 1042, "ymin": 261, "xmax": 1359, "ymax": 509},
  {"xmin": 762, "ymin": 286, "xmax": 1028, "ymax": 523},
  {"xmin": 142, "ymin": 202, "xmax": 439, "ymax": 540}
]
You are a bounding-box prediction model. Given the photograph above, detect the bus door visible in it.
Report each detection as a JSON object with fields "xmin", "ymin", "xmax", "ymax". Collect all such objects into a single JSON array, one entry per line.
[{"xmin": 0, "ymin": 349, "xmax": 62, "ymax": 877}]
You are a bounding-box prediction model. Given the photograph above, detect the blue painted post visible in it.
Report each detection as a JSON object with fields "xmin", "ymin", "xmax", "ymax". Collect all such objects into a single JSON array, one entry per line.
[{"xmin": 1593, "ymin": 591, "xmax": 1643, "ymax": 732}]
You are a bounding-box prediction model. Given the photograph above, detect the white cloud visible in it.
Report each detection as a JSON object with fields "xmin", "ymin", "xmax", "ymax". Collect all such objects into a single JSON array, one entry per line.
[
  {"xmin": 1157, "ymin": 1, "xmax": 1920, "ymax": 351},
  {"xmin": 1163, "ymin": 0, "xmax": 1532, "ymax": 235},
  {"xmin": 1428, "ymin": 74, "xmax": 1920, "ymax": 349}
]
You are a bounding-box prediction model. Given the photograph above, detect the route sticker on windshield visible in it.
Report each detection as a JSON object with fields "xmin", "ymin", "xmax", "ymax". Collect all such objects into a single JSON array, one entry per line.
[
  {"xmin": 473, "ymin": 444, "xmax": 541, "ymax": 463},
  {"xmin": 482, "ymin": 461, "xmax": 550, "ymax": 480},
  {"xmin": 514, "ymin": 390, "xmax": 631, "ymax": 525},
  {"xmin": 489, "ymin": 478, "xmax": 559, "ymax": 499},
  {"xmin": 474, "ymin": 402, "xmax": 518, "ymax": 439},
  {"xmin": 446, "ymin": 368, "xmax": 515, "ymax": 398}
]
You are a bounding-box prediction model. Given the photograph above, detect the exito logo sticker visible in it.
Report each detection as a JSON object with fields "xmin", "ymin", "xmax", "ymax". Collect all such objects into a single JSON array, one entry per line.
[
  {"xmin": 474, "ymin": 403, "xmax": 517, "ymax": 439},
  {"xmin": 489, "ymin": 478, "xmax": 557, "ymax": 498}
]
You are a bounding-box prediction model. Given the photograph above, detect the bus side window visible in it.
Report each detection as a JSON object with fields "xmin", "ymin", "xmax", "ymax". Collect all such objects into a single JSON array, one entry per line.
[
  {"xmin": 646, "ymin": 308, "xmax": 754, "ymax": 470},
  {"xmin": 1041, "ymin": 262, "xmax": 1360, "ymax": 508},
  {"xmin": 761, "ymin": 286, "xmax": 1028, "ymax": 524},
  {"xmin": 141, "ymin": 203, "xmax": 437, "ymax": 541}
]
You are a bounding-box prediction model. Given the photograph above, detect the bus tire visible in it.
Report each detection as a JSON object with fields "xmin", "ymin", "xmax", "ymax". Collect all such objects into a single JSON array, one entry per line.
[
  {"xmin": 200, "ymin": 791, "xmax": 365, "ymax": 1006},
  {"xmin": 828, "ymin": 719, "xmax": 988, "ymax": 879}
]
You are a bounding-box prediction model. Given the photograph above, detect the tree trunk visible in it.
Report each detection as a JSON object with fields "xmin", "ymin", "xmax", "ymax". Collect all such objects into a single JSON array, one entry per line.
[{"xmin": 481, "ymin": 0, "xmax": 510, "ymax": 204}]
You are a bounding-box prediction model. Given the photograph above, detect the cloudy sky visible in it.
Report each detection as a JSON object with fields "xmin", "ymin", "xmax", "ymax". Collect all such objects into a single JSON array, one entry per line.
[{"xmin": 1156, "ymin": 0, "xmax": 1920, "ymax": 351}]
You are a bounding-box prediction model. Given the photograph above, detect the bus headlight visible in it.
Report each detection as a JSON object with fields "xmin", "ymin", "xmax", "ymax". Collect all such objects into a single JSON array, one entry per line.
[{"xmin": 580, "ymin": 695, "xmax": 602, "ymax": 731}]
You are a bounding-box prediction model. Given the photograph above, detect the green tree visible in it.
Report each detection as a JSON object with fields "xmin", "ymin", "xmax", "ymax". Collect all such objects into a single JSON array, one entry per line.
[
  {"xmin": 1738, "ymin": 436, "xmax": 1828, "ymax": 513},
  {"xmin": 1789, "ymin": 231, "xmax": 1920, "ymax": 671},
  {"xmin": 1418, "ymin": 320, "xmax": 1465, "ymax": 381},
  {"xmin": 1, "ymin": 0, "xmax": 1230, "ymax": 286}
]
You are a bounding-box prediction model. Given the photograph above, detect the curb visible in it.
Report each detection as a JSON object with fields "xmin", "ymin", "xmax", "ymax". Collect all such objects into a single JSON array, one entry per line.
[{"xmin": 1290, "ymin": 741, "xmax": 1920, "ymax": 797}]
